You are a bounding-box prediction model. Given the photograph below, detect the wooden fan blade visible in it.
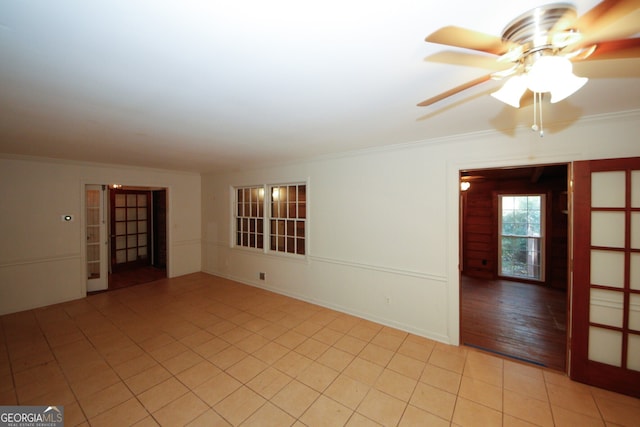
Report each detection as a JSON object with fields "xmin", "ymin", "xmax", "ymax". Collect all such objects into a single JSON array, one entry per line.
[
  {"xmin": 417, "ymin": 74, "xmax": 492, "ymax": 107},
  {"xmin": 425, "ymin": 51, "xmax": 508, "ymax": 71},
  {"xmin": 426, "ymin": 26, "xmax": 508, "ymax": 55},
  {"xmin": 573, "ymin": 0, "xmax": 640, "ymax": 44},
  {"xmin": 582, "ymin": 37, "xmax": 640, "ymax": 60}
]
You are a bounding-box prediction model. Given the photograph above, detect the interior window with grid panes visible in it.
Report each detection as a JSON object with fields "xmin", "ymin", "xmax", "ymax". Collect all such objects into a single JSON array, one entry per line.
[
  {"xmin": 270, "ymin": 184, "xmax": 306, "ymax": 255},
  {"xmin": 235, "ymin": 186, "xmax": 264, "ymax": 249}
]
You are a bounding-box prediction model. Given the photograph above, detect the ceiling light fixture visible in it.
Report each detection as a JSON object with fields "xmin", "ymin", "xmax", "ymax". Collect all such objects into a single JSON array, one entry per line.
[
  {"xmin": 491, "ymin": 54, "xmax": 588, "ymax": 136},
  {"xmin": 491, "ymin": 74, "xmax": 528, "ymax": 108},
  {"xmin": 488, "ymin": 4, "xmax": 591, "ymax": 137},
  {"xmin": 419, "ymin": 0, "xmax": 640, "ymax": 136}
]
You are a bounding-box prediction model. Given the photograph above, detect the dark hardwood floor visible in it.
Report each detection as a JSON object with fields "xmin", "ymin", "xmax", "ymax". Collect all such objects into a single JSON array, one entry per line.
[
  {"xmin": 107, "ymin": 265, "xmax": 167, "ymax": 291},
  {"xmin": 461, "ymin": 275, "xmax": 567, "ymax": 371}
]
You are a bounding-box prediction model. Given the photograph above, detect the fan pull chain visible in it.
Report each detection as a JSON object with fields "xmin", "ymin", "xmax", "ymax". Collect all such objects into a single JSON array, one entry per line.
[
  {"xmin": 532, "ymin": 92, "xmax": 537, "ymax": 132},
  {"xmin": 531, "ymin": 92, "xmax": 544, "ymax": 137}
]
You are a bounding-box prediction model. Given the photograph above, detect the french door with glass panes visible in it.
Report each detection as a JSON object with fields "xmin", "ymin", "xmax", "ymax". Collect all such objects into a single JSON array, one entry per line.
[
  {"xmin": 86, "ymin": 185, "xmax": 108, "ymax": 291},
  {"xmin": 571, "ymin": 157, "xmax": 640, "ymax": 397},
  {"xmin": 110, "ymin": 189, "xmax": 151, "ymax": 271}
]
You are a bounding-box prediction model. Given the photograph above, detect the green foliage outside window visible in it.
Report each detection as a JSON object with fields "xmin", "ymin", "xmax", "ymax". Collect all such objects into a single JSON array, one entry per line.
[{"xmin": 500, "ymin": 195, "xmax": 543, "ymax": 280}]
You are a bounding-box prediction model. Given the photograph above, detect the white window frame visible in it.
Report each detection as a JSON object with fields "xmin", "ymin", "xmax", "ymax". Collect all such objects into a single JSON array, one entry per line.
[
  {"xmin": 268, "ymin": 183, "xmax": 306, "ymax": 256},
  {"xmin": 232, "ymin": 182, "xmax": 307, "ymax": 257},
  {"xmin": 234, "ymin": 185, "xmax": 265, "ymax": 251},
  {"xmin": 498, "ymin": 193, "xmax": 545, "ymax": 281}
]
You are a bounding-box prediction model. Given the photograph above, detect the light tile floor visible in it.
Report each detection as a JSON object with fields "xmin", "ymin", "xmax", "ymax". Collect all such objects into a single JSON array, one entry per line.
[{"xmin": 1, "ymin": 272, "xmax": 639, "ymax": 426}]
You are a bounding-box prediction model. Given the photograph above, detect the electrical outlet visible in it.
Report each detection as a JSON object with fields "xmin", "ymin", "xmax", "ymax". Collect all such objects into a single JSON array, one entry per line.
[{"xmin": 259, "ymin": 272, "xmax": 266, "ymax": 280}]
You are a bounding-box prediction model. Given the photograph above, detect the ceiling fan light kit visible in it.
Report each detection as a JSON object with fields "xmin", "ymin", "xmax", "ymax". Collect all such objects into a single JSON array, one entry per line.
[
  {"xmin": 491, "ymin": 74, "xmax": 528, "ymax": 108},
  {"xmin": 492, "ymin": 55, "xmax": 589, "ymax": 108},
  {"xmin": 419, "ymin": 0, "xmax": 640, "ymax": 135}
]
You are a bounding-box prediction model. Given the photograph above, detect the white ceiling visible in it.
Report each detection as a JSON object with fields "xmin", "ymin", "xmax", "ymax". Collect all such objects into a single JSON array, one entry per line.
[{"xmin": 1, "ymin": 0, "xmax": 638, "ymax": 173}]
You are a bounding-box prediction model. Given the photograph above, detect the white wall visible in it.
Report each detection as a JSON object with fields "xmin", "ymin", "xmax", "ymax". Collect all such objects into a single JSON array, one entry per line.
[
  {"xmin": 0, "ymin": 156, "xmax": 202, "ymax": 315},
  {"xmin": 202, "ymin": 110, "xmax": 640, "ymax": 345}
]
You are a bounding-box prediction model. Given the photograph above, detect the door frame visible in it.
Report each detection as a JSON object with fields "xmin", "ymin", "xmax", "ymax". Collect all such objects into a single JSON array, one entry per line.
[
  {"xmin": 82, "ymin": 182, "xmax": 171, "ymax": 295},
  {"xmin": 455, "ymin": 162, "xmax": 571, "ymax": 371},
  {"xmin": 85, "ymin": 184, "xmax": 108, "ymax": 292},
  {"xmin": 109, "ymin": 188, "xmax": 153, "ymax": 272}
]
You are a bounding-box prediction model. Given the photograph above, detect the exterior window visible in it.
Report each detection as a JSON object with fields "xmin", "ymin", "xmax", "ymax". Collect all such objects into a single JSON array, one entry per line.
[
  {"xmin": 499, "ymin": 194, "xmax": 545, "ymax": 281},
  {"xmin": 235, "ymin": 186, "xmax": 264, "ymax": 249},
  {"xmin": 270, "ymin": 184, "xmax": 306, "ymax": 255}
]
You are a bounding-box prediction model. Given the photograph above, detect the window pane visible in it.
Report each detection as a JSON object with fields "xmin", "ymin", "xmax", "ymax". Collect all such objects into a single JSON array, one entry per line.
[
  {"xmin": 115, "ymin": 222, "xmax": 126, "ymax": 235},
  {"xmin": 115, "ymin": 207, "xmax": 126, "ymax": 221},
  {"xmin": 500, "ymin": 195, "xmax": 544, "ymax": 280},
  {"xmin": 288, "ymin": 186, "xmax": 297, "ymax": 202},
  {"xmin": 251, "ymin": 187, "xmax": 260, "ymax": 202},
  {"xmin": 235, "ymin": 186, "xmax": 265, "ymax": 250},
  {"xmin": 278, "ymin": 201, "xmax": 287, "ymax": 218},
  {"xmin": 296, "ymin": 221, "xmax": 305, "ymax": 238},
  {"xmin": 267, "ymin": 184, "xmax": 307, "ymax": 255},
  {"xmin": 116, "ymin": 236, "xmax": 126, "ymax": 250},
  {"xmin": 237, "ymin": 184, "xmax": 305, "ymax": 256}
]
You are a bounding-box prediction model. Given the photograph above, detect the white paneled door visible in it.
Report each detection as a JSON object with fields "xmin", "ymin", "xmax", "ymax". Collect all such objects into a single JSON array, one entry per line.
[
  {"xmin": 86, "ymin": 185, "xmax": 108, "ymax": 292},
  {"xmin": 571, "ymin": 158, "xmax": 640, "ymax": 398}
]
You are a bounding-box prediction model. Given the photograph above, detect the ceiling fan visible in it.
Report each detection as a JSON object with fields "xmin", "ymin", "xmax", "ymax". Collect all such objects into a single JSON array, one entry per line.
[{"xmin": 418, "ymin": 0, "xmax": 640, "ymax": 116}]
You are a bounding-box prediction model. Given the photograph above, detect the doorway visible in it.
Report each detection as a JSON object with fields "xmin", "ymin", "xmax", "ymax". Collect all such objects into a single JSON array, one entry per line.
[
  {"xmin": 459, "ymin": 164, "xmax": 569, "ymax": 370},
  {"xmin": 85, "ymin": 185, "xmax": 167, "ymax": 294},
  {"xmin": 108, "ymin": 186, "xmax": 167, "ymax": 290}
]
